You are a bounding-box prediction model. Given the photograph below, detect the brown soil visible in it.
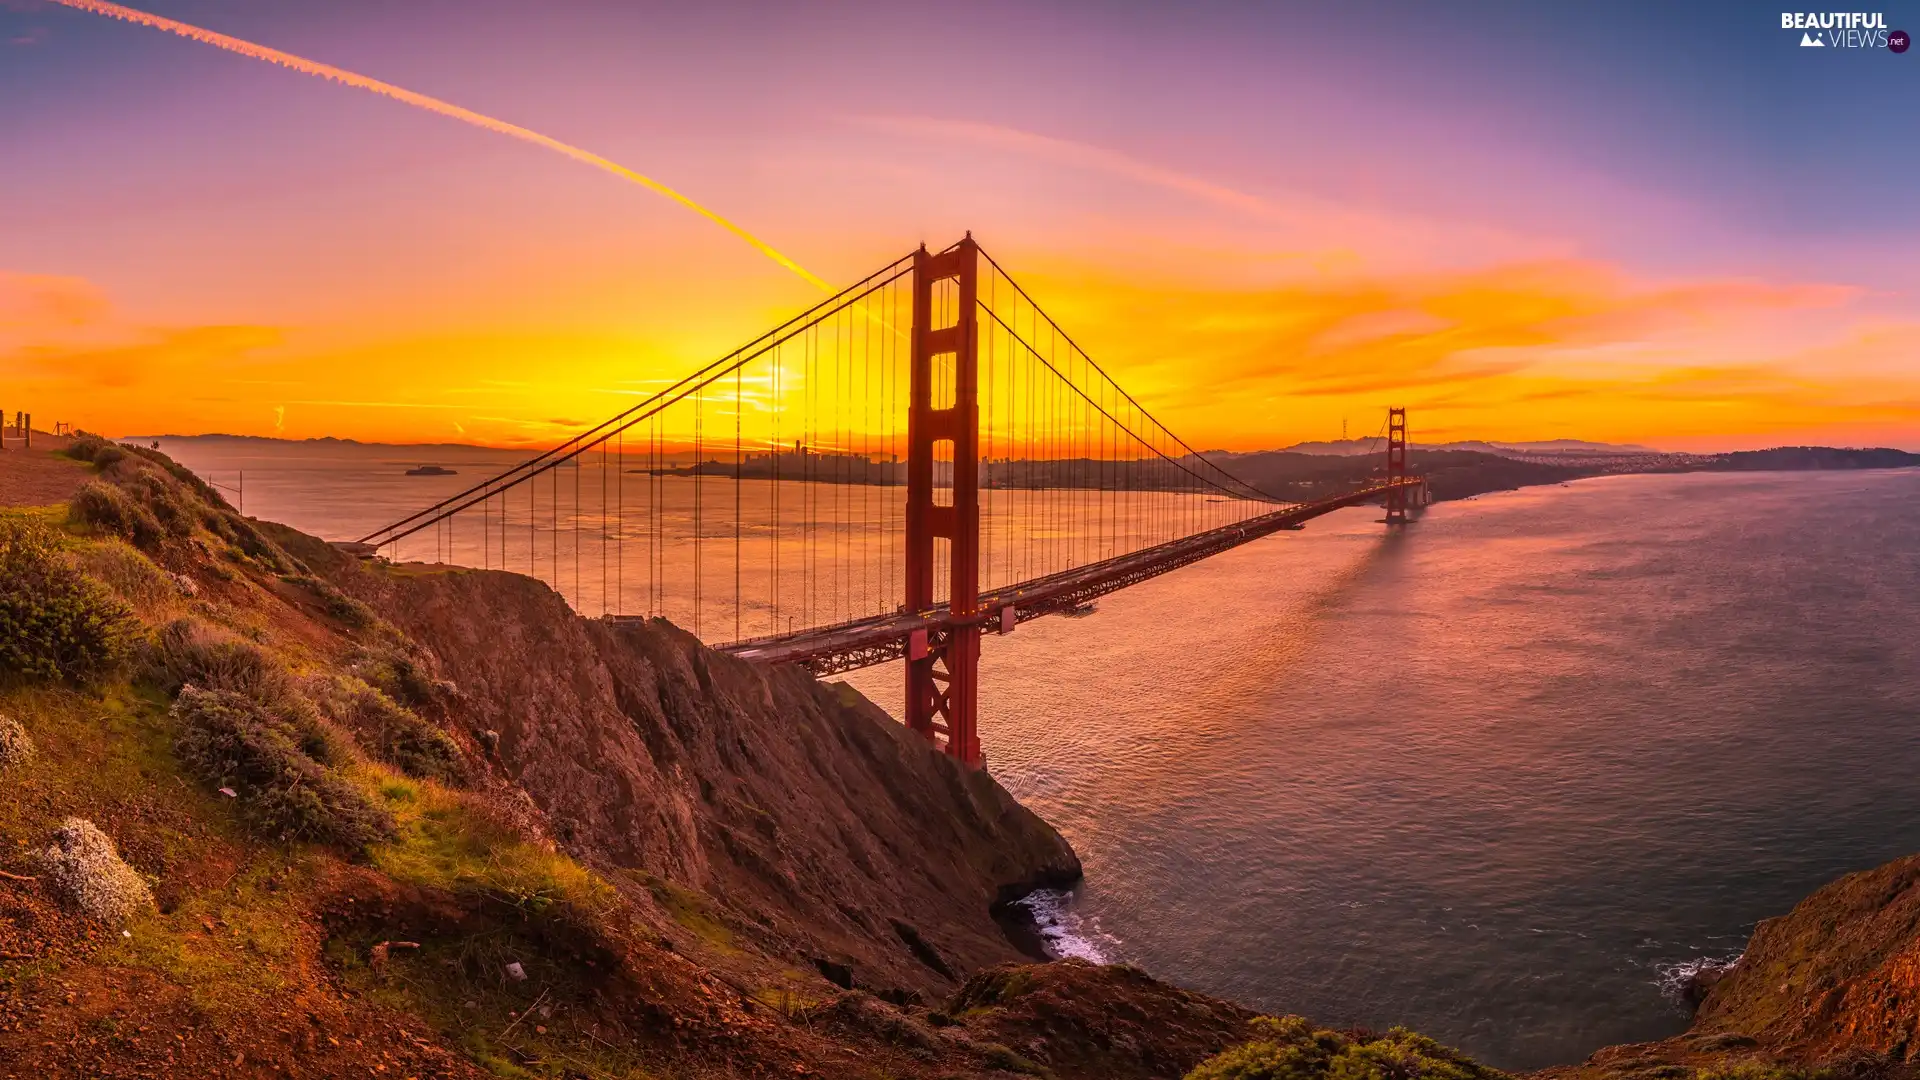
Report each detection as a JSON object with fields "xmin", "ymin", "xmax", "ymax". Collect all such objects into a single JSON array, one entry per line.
[
  {"xmin": 319, "ymin": 550, "xmax": 1082, "ymax": 1003},
  {"xmin": 0, "ymin": 860, "xmax": 492, "ymax": 1079},
  {"xmin": 945, "ymin": 959, "xmax": 1260, "ymax": 1079},
  {"xmin": 0, "ymin": 434, "xmax": 84, "ymax": 507},
  {"xmin": 0, "ymin": 445, "xmax": 1103, "ymax": 1078},
  {"xmin": 18, "ymin": 441, "xmax": 1920, "ymax": 1080}
]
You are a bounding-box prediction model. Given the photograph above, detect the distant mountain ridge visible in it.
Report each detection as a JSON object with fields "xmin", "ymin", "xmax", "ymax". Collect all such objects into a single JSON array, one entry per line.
[
  {"xmin": 1266, "ymin": 437, "xmax": 1662, "ymax": 457},
  {"xmin": 124, "ymin": 433, "xmax": 504, "ymax": 453},
  {"xmin": 126, "ymin": 433, "xmax": 1664, "ymax": 456}
]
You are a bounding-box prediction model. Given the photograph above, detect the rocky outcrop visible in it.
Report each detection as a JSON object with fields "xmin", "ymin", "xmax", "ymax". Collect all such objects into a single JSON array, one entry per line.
[
  {"xmin": 1534, "ymin": 857, "xmax": 1920, "ymax": 1080},
  {"xmin": 948, "ymin": 959, "xmax": 1259, "ymax": 1079},
  {"xmin": 324, "ymin": 554, "xmax": 1081, "ymax": 1000},
  {"xmin": 1693, "ymin": 855, "xmax": 1920, "ymax": 1062}
]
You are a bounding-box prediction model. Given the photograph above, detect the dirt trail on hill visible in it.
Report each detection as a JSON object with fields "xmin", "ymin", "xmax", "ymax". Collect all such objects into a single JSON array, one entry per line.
[{"xmin": 0, "ymin": 435, "xmax": 84, "ymax": 506}]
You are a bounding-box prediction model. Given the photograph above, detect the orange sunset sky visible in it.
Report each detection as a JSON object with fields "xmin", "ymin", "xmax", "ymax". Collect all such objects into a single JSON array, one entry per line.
[{"xmin": 3, "ymin": 0, "xmax": 1917, "ymax": 452}]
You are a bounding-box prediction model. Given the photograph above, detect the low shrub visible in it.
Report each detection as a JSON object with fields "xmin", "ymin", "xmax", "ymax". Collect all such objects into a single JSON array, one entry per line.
[
  {"xmin": 280, "ymin": 574, "xmax": 376, "ymax": 630},
  {"xmin": 152, "ymin": 618, "xmax": 289, "ymax": 699},
  {"xmin": 204, "ymin": 509, "xmax": 289, "ymax": 572},
  {"xmin": 347, "ymin": 645, "xmax": 442, "ymax": 710},
  {"xmin": 0, "ymin": 520, "xmax": 137, "ymax": 684},
  {"xmin": 311, "ymin": 675, "xmax": 468, "ymax": 784},
  {"xmin": 123, "ymin": 445, "xmax": 229, "ymax": 509},
  {"xmin": 173, "ymin": 686, "xmax": 393, "ymax": 852},
  {"xmin": 327, "ymin": 592, "xmax": 377, "ymax": 629},
  {"xmin": 69, "ymin": 479, "xmax": 165, "ymax": 550},
  {"xmin": 65, "ymin": 434, "xmax": 127, "ymax": 469},
  {"xmin": 65, "ymin": 434, "xmax": 107, "ymax": 461},
  {"xmin": 121, "ymin": 468, "xmax": 196, "ymax": 541},
  {"xmin": 149, "ymin": 619, "xmax": 342, "ymax": 764},
  {"xmin": 1185, "ymin": 1016, "xmax": 1509, "ymax": 1080},
  {"xmin": 38, "ymin": 817, "xmax": 155, "ymax": 925},
  {"xmin": 79, "ymin": 538, "xmax": 174, "ymax": 608}
]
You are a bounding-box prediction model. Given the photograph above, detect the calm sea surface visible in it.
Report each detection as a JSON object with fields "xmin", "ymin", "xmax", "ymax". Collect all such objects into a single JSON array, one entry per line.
[{"xmin": 155, "ymin": 439, "xmax": 1920, "ymax": 1070}]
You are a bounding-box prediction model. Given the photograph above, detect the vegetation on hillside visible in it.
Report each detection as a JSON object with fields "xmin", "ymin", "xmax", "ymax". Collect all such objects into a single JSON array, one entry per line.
[
  {"xmin": 1184, "ymin": 1015, "xmax": 1510, "ymax": 1080},
  {"xmin": 0, "ymin": 518, "xmax": 137, "ymax": 684},
  {"xmin": 12, "ymin": 437, "xmax": 1913, "ymax": 1079}
]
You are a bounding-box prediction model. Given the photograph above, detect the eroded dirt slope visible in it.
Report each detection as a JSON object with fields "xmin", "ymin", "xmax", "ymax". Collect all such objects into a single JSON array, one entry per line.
[{"xmin": 311, "ymin": 543, "xmax": 1082, "ymax": 1002}]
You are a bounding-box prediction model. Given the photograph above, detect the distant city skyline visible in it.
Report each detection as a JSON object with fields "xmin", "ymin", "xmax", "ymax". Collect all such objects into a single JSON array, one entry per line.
[{"xmin": 4, "ymin": 0, "xmax": 1917, "ymax": 451}]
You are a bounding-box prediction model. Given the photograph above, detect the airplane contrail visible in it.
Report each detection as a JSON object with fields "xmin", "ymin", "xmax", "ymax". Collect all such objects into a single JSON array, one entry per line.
[{"xmin": 47, "ymin": 0, "xmax": 831, "ymax": 291}]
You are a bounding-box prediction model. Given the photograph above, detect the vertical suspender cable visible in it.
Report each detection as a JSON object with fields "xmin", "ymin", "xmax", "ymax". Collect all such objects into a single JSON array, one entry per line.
[{"xmin": 735, "ymin": 364, "xmax": 742, "ymax": 641}]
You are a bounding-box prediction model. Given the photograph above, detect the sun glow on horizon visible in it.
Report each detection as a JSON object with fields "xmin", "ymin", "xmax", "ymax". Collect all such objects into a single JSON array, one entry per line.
[{"xmin": 4, "ymin": 2, "xmax": 1917, "ymax": 453}]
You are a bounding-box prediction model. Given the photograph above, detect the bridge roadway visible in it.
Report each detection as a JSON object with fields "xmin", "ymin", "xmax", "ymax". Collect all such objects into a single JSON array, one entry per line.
[{"xmin": 699, "ymin": 476, "xmax": 1425, "ymax": 676}]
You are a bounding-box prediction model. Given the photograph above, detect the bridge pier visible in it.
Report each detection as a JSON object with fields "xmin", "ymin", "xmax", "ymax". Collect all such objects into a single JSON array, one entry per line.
[{"xmin": 905, "ymin": 237, "xmax": 983, "ymax": 767}]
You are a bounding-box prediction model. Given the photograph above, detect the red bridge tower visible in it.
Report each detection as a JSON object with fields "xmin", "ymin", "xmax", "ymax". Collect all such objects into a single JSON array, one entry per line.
[
  {"xmin": 904, "ymin": 238, "xmax": 983, "ymax": 766},
  {"xmin": 1384, "ymin": 406, "xmax": 1410, "ymax": 525}
]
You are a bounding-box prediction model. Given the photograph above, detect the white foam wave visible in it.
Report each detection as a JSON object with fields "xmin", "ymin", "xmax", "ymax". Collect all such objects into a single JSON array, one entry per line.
[
  {"xmin": 1656, "ymin": 953, "xmax": 1743, "ymax": 1004},
  {"xmin": 1011, "ymin": 889, "xmax": 1120, "ymax": 964}
]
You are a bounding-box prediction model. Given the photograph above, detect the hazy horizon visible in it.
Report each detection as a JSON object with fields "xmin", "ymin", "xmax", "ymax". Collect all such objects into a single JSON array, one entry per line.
[
  {"xmin": 6, "ymin": 2, "xmax": 1918, "ymax": 453},
  {"xmin": 124, "ymin": 430, "xmax": 1920, "ymax": 458}
]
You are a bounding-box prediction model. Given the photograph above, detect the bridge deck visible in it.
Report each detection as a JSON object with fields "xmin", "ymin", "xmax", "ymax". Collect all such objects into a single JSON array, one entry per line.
[{"xmin": 674, "ymin": 477, "xmax": 1422, "ymax": 675}]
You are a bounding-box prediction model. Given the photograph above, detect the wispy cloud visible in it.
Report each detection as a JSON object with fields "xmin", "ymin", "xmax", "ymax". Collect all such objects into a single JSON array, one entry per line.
[
  {"xmin": 0, "ymin": 271, "xmax": 110, "ymax": 330},
  {"xmin": 283, "ymin": 399, "xmax": 462, "ymax": 409},
  {"xmin": 46, "ymin": 0, "xmax": 828, "ymax": 288},
  {"xmin": 847, "ymin": 114, "xmax": 1534, "ymax": 264},
  {"xmin": 853, "ymin": 115, "xmax": 1281, "ymax": 220},
  {"xmin": 991, "ymin": 250, "xmax": 1912, "ymax": 445},
  {"xmin": 11, "ymin": 324, "xmax": 283, "ymax": 388}
]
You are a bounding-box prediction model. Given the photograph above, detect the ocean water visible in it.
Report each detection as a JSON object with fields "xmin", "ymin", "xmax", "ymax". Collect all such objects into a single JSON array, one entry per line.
[
  {"xmin": 849, "ymin": 468, "xmax": 1920, "ymax": 1068},
  {"xmin": 154, "ymin": 439, "xmax": 1920, "ymax": 1070}
]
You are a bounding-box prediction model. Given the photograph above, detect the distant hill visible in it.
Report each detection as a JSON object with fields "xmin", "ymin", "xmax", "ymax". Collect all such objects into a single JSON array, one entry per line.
[
  {"xmin": 1207, "ymin": 443, "xmax": 1920, "ymax": 506},
  {"xmin": 121, "ymin": 433, "xmax": 499, "ymax": 454},
  {"xmin": 1215, "ymin": 447, "xmax": 1590, "ymax": 503},
  {"xmin": 1700, "ymin": 447, "xmax": 1920, "ymax": 471},
  {"xmin": 1269, "ymin": 437, "xmax": 1660, "ymax": 457}
]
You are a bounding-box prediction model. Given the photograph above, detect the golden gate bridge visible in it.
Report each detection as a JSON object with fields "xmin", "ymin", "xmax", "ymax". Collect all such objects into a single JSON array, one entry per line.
[{"xmin": 356, "ymin": 237, "xmax": 1427, "ymax": 766}]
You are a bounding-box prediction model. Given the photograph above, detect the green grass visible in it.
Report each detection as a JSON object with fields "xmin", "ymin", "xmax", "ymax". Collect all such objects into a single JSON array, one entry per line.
[
  {"xmin": 633, "ymin": 871, "xmax": 739, "ymax": 956},
  {"xmin": 1185, "ymin": 1016, "xmax": 1511, "ymax": 1080},
  {"xmin": 104, "ymin": 853, "xmax": 313, "ymax": 1013},
  {"xmin": 0, "ymin": 682, "xmax": 193, "ymax": 840},
  {"xmin": 0, "ymin": 463, "xmax": 680, "ymax": 1077},
  {"xmin": 0, "ymin": 677, "xmax": 314, "ymax": 1019},
  {"xmin": 369, "ymin": 779, "xmax": 616, "ymax": 920},
  {"xmin": 0, "ymin": 505, "xmax": 68, "ymax": 529}
]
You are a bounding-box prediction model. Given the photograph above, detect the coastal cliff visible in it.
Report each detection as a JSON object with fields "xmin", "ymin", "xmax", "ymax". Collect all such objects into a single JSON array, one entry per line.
[
  {"xmin": 296, "ymin": 529, "xmax": 1084, "ymax": 1000},
  {"xmin": 1534, "ymin": 857, "xmax": 1920, "ymax": 1080},
  {"xmin": 0, "ymin": 437, "xmax": 1103, "ymax": 1077},
  {"xmin": 4, "ymin": 434, "xmax": 1920, "ymax": 1080}
]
